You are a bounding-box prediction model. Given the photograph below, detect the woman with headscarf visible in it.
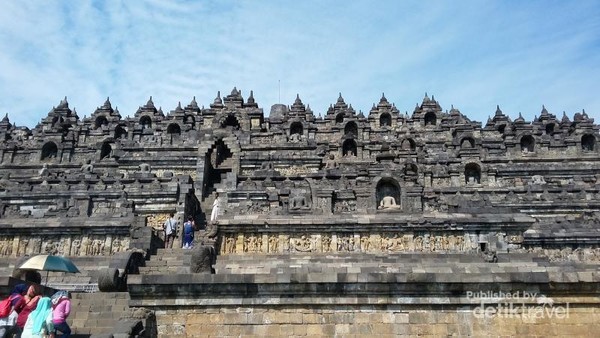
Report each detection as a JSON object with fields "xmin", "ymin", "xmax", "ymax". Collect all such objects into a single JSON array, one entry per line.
[
  {"xmin": 21, "ymin": 297, "xmax": 52, "ymax": 338},
  {"xmin": 0, "ymin": 284, "xmax": 27, "ymax": 338},
  {"xmin": 13, "ymin": 285, "xmax": 41, "ymax": 337},
  {"xmin": 51, "ymin": 291, "xmax": 70, "ymax": 338}
]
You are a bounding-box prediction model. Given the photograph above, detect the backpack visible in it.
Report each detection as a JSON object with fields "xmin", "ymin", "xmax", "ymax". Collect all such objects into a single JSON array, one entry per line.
[{"xmin": 0, "ymin": 295, "xmax": 15, "ymax": 318}]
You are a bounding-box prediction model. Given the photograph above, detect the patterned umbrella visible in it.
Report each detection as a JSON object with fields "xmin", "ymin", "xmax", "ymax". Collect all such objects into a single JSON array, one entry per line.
[{"xmin": 19, "ymin": 254, "xmax": 80, "ymax": 273}]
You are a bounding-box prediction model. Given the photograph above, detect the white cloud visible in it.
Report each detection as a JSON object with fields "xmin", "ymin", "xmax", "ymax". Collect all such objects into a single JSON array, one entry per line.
[{"xmin": 0, "ymin": 0, "xmax": 599, "ymax": 127}]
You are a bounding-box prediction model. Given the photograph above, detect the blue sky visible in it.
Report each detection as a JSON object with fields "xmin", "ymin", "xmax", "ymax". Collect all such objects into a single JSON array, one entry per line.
[{"xmin": 1, "ymin": 0, "xmax": 599, "ymax": 128}]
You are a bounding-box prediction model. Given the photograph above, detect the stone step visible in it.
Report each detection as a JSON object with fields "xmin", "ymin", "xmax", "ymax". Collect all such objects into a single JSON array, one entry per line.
[
  {"xmin": 214, "ymin": 259, "xmax": 540, "ymax": 267},
  {"xmin": 213, "ymin": 253, "xmax": 545, "ymax": 275},
  {"xmin": 145, "ymin": 255, "xmax": 192, "ymax": 262},
  {"xmin": 69, "ymin": 292, "xmax": 132, "ymax": 336},
  {"xmin": 215, "ymin": 253, "xmax": 546, "ymax": 264},
  {"xmin": 143, "ymin": 260, "xmax": 187, "ymax": 267},
  {"xmin": 139, "ymin": 247, "xmax": 199, "ymax": 274},
  {"xmin": 139, "ymin": 266, "xmax": 191, "ymax": 274}
]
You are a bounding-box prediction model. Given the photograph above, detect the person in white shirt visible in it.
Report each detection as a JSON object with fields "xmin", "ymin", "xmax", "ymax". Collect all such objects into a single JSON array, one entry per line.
[
  {"xmin": 163, "ymin": 213, "xmax": 178, "ymax": 248},
  {"xmin": 210, "ymin": 193, "xmax": 220, "ymax": 223}
]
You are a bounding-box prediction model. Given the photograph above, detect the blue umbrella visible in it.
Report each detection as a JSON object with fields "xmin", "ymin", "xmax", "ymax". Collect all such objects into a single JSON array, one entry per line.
[
  {"xmin": 19, "ymin": 254, "xmax": 80, "ymax": 286},
  {"xmin": 19, "ymin": 254, "xmax": 80, "ymax": 273}
]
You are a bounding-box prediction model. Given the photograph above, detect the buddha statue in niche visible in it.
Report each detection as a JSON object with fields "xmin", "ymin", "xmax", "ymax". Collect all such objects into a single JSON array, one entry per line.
[
  {"xmin": 378, "ymin": 196, "xmax": 400, "ymax": 210},
  {"xmin": 289, "ymin": 193, "xmax": 311, "ymax": 211}
]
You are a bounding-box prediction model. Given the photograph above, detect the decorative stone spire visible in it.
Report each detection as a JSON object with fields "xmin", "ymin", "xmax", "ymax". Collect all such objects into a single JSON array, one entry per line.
[
  {"xmin": 515, "ymin": 112, "xmax": 525, "ymax": 123},
  {"xmin": 369, "ymin": 103, "xmax": 378, "ymax": 114},
  {"xmin": 94, "ymin": 97, "xmax": 115, "ymax": 116},
  {"xmin": 57, "ymin": 96, "xmax": 69, "ymax": 109},
  {"xmin": 540, "ymin": 105, "xmax": 548, "ymax": 116},
  {"xmin": 334, "ymin": 93, "xmax": 348, "ymax": 110},
  {"xmin": 189, "ymin": 96, "xmax": 198, "ymax": 109},
  {"xmin": 561, "ymin": 111, "xmax": 570, "ymax": 124},
  {"xmin": 185, "ymin": 96, "xmax": 201, "ymax": 114},
  {"xmin": 211, "ymin": 91, "xmax": 224, "ymax": 109},
  {"xmin": 245, "ymin": 90, "xmax": 258, "ymax": 108},
  {"xmin": 175, "ymin": 102, "xmax": 184, "ymax": 113},
  {"xmin": 146, "ymin": 96, "xmax": 155, "ymax": 108},
  {"xmin": 348, "ymin": 104, "xmax": 355, "ymax": 113},
  {"xmin": 495, "ymin": 105, "xmax": 503, "ymax": 116},
  {"xmin": 327, "ymin": 104, "xmax": 334, "ymax": 115},
  {"xmin": 450, "ymin": 104, "xmax": 457, "ymax": 112},
  {"xmin": 290, "ymin": 94, "xmax": 305, "ymax": 112},
  {"xmin": 102, "ymin": 97, "xmax": 112, "ymax": 110},
  {"xmin": 423, "ymin": 92, "xmax": 430, "ymax": 103},
  {"xmin": 224, "ymin": 87, "xmax": 244, "ymax": 107},
  {"xmin": 135, "ymin": 96, "xmax": 158, "ymax": 117},
  {"xmin": 0, "ymin": 113, "xmax": 11, "ymax": 131},
  {"xmin": 377, "ymin": 93, "xmax": 391, "ymax": 108}
]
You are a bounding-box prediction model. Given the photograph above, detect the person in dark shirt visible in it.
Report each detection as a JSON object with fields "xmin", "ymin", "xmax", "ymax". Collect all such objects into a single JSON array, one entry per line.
[
  {"xmin": 13, "ymin": 284, "xmax": 41, "ymax": 337},
  {"xmin": 183, "ymin": 216, "xmax": 195, "ymax": 249},
  {"xmin": 0, "ymin": 283, "xmax": 27, "ymax": 337}
]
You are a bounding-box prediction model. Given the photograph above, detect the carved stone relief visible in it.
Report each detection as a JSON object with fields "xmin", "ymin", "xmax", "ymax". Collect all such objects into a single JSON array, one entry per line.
[
  {"xmin": 224, "ymin": 235, "xmax": 236, "ymax": 254},
  {"xmin": 519, "ymin": 246, "xmax": 600, "ymax": 262},
  {"xmin": 218, "ymin": 232, "xmax": 477, "ymax": 255},
  {"xmin": 0, "ymin": 237, "xmax": 13, "ymax": 256},
  {"xmin": 147, "ymin": 213, "xmax": 171, "ymax": 232},
  {"xmin": 333, "ymin": 200, "xmax": 356, "ymax": 213},
  {"xmin": 337, "ymin": 235, "xmax": 356, "ymax": 252},
  {"xmin": 243, "ymin": 234, "xmax": 263, "ymax": 253},
  {"xmin": 238, "ymin": 202, "xmax": 269, "ymax": 215},
  {"xmin": 290, "ymin": 235, "xmax": 314, "ymax": 252},
  {"xmin": 0, "ymin": 234, "xmax": 128, "ymax": 257}
]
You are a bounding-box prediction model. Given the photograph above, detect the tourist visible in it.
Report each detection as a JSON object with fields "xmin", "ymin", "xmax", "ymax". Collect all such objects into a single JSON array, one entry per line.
[
  {"xmin": 182, "ymin": 216, "xmax": 195, "ymax": 249},
  {"xmin": 51, "ymin": 291, "xmax": 71, "ymax": 338},
  {"xmin": 0, "ymin": 284, "xmax": 27, "ymax": 338},
  {"xmin": 13, "ymin": 285, "xmax": 41, "ymax": 337},
  {"xmin": 163, "ymin": 213, "xmax": 178, "ymax": 249},
  {"xmin": 210, "ymin": 193, "xmax": 220, "ymax": 222},
  {"xmin": 21, "ymin": 296, "xmax": 53, "ymax": 338}
]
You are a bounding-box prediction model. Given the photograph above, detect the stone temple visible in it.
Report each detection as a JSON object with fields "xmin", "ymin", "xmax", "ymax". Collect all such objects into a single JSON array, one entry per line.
[{"xmin": 1, "ymin": 88, "xmax": 600, "ymax": 337}]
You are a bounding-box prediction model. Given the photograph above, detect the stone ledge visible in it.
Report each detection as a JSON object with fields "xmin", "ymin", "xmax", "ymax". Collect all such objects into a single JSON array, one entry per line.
[{"xmin": 127, "ymin": 272, "xmax": 600, "ymax": 308}]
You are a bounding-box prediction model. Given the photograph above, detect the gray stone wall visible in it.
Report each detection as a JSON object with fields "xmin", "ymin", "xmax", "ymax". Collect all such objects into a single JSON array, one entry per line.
[{"xmin": 0, "ymin": 89, "xmax": 599, "ymax": 259}]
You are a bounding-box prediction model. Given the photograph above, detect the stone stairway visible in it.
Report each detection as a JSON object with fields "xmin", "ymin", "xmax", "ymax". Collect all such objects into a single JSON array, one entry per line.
[
  {"xmin": 136, "ymin": 250, "xmax": 557, "ymax": 277},
  {"xmin": 69, "ymin": 291, "xmax": 147, "ymax": 337},
  {"xmin": 138, "ymin": 248, "xmax": 193, "ymax": 275}
]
